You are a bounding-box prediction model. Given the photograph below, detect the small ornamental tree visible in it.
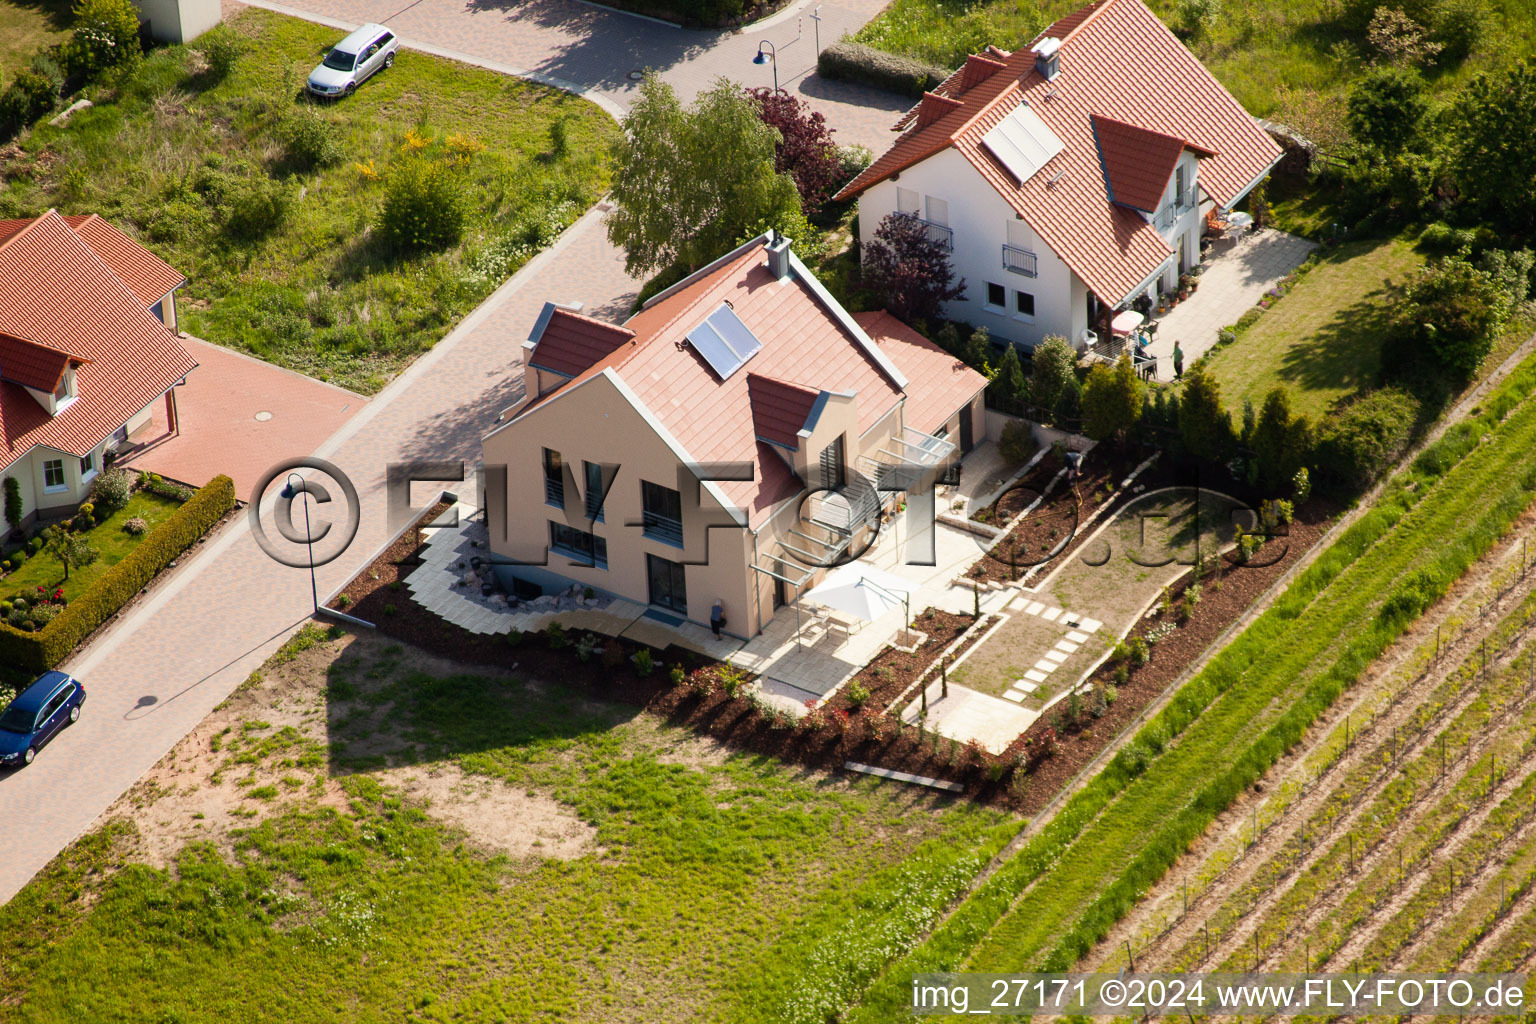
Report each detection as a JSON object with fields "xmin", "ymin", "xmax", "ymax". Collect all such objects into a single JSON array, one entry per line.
[
  {"xmin": 42, "ymin": 525, "xmax": 98, "ymax": 581},
  {"xmin": 745, "ymin": 88, "xmax": 841, "ymax": 217},
  {"xmin": 1250, "ymin": 386, "xmax": 1313, "ymax": 494},
  {"xmin": 3, "ymin": 476, "xmax": 22, "ymax": 536},
  {"xmin": 1081, "ymin": 353, "xmax": 1144, "ymax": 443},
  {"xmin": 1030, "ymin": 335, "xmax": 1077, "ymax": 423},
  {"xmin": 989, "ymin": 343, "xmax": 1027, "ymax": 409},
  {"xmin": 1178, "ymin": 365, "xmax": 1233, "ymax": 462},
  {"xmin": 862, "ymin": 211, "xmax": 966, "ymax": 324}
]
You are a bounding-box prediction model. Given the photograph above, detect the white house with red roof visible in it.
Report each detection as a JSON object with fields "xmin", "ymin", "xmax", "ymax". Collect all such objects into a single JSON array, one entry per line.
[
  {"xmin": 835, "ymin": 0, "xmax": 1283, "ymax": 352},
  {"xmin": 0, "ymin": 211, "xmax": 197, "ymax": 531},
  {"xmin": 481, "ymin": 232, "xmax": 988, "ymax": 638}
]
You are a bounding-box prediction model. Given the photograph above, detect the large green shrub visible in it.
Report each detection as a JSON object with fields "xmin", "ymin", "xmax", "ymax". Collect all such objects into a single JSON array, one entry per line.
[
  {"xmin": 0, "ymin": 475, "xmax": 235, "ymax": 671},
  {"xmin": 380, "ymin": 157, "xmax": 466, "ymax": 253},
  {"xmin": 1313, "ymin": 387, "xmax": 1420, "ymax": 491},
  {"xmin": 1392, "ymin": 253, "xmax": 1511, "ymax": 381},
  {"xmin": 88, "ymin": 467, "xmax": 133, "ymax": 516},
  {"xmin": 197, "ymin": 26, "xmax": 243, "ymax": 80},
  {"xmin": 278, "ymin": 109, "xmax": 341, "ymax": 170},
  {"xmin": 0, "ymin": 70, "xmax": 58, "ymax": 137},
  {"xmin": 816, "ymin": 42, "xmax": 948, "ymax": 98},
  {"xmin": 220, "ymin": 175, "xmax": 292, "ymax": 240},
  {"xmin": 68, "ymin": 0, "xmax": 144, "ymax": 79}
]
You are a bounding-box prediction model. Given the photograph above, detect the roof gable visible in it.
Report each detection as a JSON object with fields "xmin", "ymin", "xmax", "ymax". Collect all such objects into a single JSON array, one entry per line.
[
  {"xmin": 527, "ymin": 304, "xmax": 636, "ymax": 377},
  {"xmin": 0, "ymin": 334, "xmax": 86, "ymax": 393},
  {"xmin": 746, "ymin": 373, "xmax": 822, "ymax": 449},
  {"xmin": 1091, "ymin": 114, "xmax": 1213, "ymax": 212}
]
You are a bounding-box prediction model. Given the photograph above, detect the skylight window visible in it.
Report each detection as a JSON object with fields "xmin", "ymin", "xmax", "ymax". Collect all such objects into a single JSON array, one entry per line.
[
  {"xmin": 980, "ymin": 103, "xmax": 1065, "ymax": 185},
  {"xmin": 686, "ymin": 304, "xmax": 763, "ymax": 380}
]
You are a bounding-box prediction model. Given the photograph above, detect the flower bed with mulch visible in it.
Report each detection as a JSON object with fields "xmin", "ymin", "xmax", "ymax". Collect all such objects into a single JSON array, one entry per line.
[
  {"xmin": 967, "ymin": 445, "xmax": 1164, "ymax": 586},
  {"xmin": 994, "ymin": 499, "xmax": 1335, "ymax": 813}
]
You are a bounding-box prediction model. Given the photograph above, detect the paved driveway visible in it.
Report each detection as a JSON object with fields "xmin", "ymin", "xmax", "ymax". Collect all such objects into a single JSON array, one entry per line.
[
  {"xmin": 0, "ymin": 0, "xmax": 905, "ymax": 901},
  {"xmin": 119, "ymin": 337, "xmax": 366, "ymax": 501}
]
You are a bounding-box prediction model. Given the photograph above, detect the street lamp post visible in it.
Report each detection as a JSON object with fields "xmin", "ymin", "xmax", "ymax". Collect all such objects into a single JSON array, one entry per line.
[
  {"xmin": 810, "ymin": 5, "xmax": 822, "ymax": 53},
  {"xmin": 281, "ymin": 472, "xmax": 319, "ymax": 614},
  {"xmin": 752, "ymin": 40, "xmax": 778, "ymax": 94}
]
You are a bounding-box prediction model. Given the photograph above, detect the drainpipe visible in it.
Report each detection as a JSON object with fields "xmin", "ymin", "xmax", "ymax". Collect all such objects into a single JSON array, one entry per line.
[{"xmin": 751, "ymin": 529, "xmax": 763, "ymax": 635}]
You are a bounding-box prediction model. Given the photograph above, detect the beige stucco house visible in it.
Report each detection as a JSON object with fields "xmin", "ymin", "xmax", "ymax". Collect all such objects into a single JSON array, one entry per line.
[
  {"xmin": 0, "ymin": 211, "xmax": 197, "ymax": 534},
  {"xmin": 481, "ymin": 232, "xmax": 989, "ymax": 639}
]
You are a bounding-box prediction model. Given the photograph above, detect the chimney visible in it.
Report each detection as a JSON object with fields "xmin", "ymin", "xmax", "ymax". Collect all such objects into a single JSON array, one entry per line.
[
  {"xmin": 766, "ymin": 235, "xmax": 792, "ymax": 280},
  {"xmin": 1032, "ymin": 37, "xmax": 1062, "ymax": 80}
]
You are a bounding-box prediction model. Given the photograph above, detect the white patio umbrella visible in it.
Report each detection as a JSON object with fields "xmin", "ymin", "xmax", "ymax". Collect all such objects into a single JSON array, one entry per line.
[{"xmin": 803, "ymin": 564, "xmax": 915, "ymax": 626}]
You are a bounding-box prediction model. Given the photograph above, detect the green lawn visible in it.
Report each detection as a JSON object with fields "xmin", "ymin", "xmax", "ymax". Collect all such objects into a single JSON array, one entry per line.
[
  {"xmin": 1, "ymin": 490, "xmax": 181, "ymax": 606},
  {"xmin": 852, "ymin": 0, "xmax": 1536, "ymax": 117},
  {"xmin": 0, "ymin": 629, "xmax": 1015, "ymax": 1024},
  {"xmin": 1202, "ymin": 235, "xmax": 1423, "ymax": 421},
  {"xmin": 0, "ymin": 0, "xmax": 72, "ymax": 82},
  {"xmin": 0, "ymin": 8, "xmax": 618, "ymax": 393}
]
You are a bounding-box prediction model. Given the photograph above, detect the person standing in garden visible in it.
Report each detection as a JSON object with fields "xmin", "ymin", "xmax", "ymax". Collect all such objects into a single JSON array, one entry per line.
[{"xmin": 1172, "ymin": 341, "xmax": 1185, "ymax": 380}]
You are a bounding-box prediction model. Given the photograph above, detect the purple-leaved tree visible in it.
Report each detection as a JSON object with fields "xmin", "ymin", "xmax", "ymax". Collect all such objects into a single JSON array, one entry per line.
[{"xmin": 862, "ymin": 212, "xmax": 966, "ymax": 324}]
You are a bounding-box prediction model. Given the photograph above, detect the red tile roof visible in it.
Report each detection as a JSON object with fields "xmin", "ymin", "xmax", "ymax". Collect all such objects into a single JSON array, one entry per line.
[
  {"xmin": 503, "ymin": 237, "xmax": 984, "ymax": 529},
  {"xmin": 0, "ymin": 211, "xmax": 197, "ymax": 473},
  {"xmin": 838, "ymin": 0, "xmax": 1282, "ymax": 306},
  {"xmin": 856, "ymin": 311, "xmax": 988, "ymax": 433},
  {"xmin": 0, "ymin": 333, "xmax": 86, "ymax": 393},
  {"xmin": 1092, "ymin": 114, "xmax": 1216, "ymax": 213},
  {"xmin": 528, "ymin": 305, "xmax": 636, "ymax": 377},
  {"xmin": 746, "ymin": 373, "xmax": 822, "ymax": 449},
  {"xmin": 0, "ymin": 214, "xmax": 185, "ymax": 306}
]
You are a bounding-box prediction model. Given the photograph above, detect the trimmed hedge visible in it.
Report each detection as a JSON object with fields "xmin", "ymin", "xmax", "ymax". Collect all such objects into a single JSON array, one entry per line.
[
  {"xmin": 817, "ymin": 42, "xmax": 949, "ymax": 99},
  {"xmin": 0, "ymin": 475, "xmax": 235, "ymax": 672}
]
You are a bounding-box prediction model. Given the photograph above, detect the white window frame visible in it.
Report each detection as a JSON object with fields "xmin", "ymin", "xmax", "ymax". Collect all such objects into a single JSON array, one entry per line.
[
  {"xmin": 896, "ymin": 187, "xmax": 922, "ymax": 216},
  {"xmin": 984, "ymin": 281, "xmax": 1008, "ymax": 312},
  {"xmin": 80, "ymin": 451, "xmax": 97, "ymax": 483},
  {"xmin": 42, "ymin": 458, "xmax": 67, "ymax": 494},
  {"xmin": 1013, "ymin": 289, "xmax": 1036, "ymax": 323}
]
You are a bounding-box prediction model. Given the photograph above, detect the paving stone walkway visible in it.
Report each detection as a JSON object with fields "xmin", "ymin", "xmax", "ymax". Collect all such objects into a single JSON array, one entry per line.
[{"xmin": 1144, "ymin": 228, "xmax": 1317, "ymax": 379}]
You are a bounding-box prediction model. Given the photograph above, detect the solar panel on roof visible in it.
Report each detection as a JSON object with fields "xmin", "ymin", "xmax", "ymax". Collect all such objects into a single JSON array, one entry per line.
[
  {"xmin": 686, "ymin": 304, "xmax": 763, "ymax": 380},
  {"xmin": 980, "ymin": 103, "xmax": 1065, "ymax": 185}
]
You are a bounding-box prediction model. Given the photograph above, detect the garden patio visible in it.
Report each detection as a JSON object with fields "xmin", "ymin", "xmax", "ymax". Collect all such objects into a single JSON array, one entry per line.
[{"xmin": 1140, "ymin": 228, "xmax": 1316, "ymax": 378}]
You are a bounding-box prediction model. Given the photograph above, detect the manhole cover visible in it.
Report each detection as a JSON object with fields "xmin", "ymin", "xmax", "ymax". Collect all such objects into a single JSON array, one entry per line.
[
  {"xmin": 628, "ymin": 69, "xmax": 644, "ymax": 80},
  {"xmin": 254, "ymin": 410, "xmax": 273, "ymax": 422}
]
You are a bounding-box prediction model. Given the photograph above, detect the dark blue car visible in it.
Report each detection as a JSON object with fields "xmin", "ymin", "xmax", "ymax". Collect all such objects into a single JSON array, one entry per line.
[{"xmin": 0, "ymin": 671, "xmax": 86, "ymax": 768}]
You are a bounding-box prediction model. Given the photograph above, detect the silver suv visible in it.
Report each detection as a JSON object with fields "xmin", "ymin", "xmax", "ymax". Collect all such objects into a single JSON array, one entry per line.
[{"xmin": 306, "ymin": 23, "xmax": 399, "ymax": 99}]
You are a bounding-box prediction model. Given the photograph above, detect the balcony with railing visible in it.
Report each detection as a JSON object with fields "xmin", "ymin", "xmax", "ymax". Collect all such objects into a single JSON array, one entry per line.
[
  {"xmin": 898, "ymin": 212, "xmax": 953, "ymax": 251},
  {"xmin": 544, "ymin": 475, "xmax": 564, "ymax": 507},
  {"xmin": 1155, "ymin": 187, "xmax": 1197, "ymax": 230},
  {"xmin": 1002, "ymin": 244, "xmax": 1038, "ymax": 277},
  {"xmin": 642, "ymin": 511, "xmax": 684, "ymax": 547}
]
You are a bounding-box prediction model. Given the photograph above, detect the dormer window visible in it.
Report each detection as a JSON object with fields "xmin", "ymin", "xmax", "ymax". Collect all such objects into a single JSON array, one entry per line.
[{"xmin": 55, "ymin": 367, "xmax": 74, "ymax": 401}]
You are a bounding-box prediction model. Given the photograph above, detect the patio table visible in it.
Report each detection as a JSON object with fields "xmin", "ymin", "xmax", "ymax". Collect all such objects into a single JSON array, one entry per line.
[{"xmin": 1110, "ymin": 310, "xmax": 1145, "ymax": 336}]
